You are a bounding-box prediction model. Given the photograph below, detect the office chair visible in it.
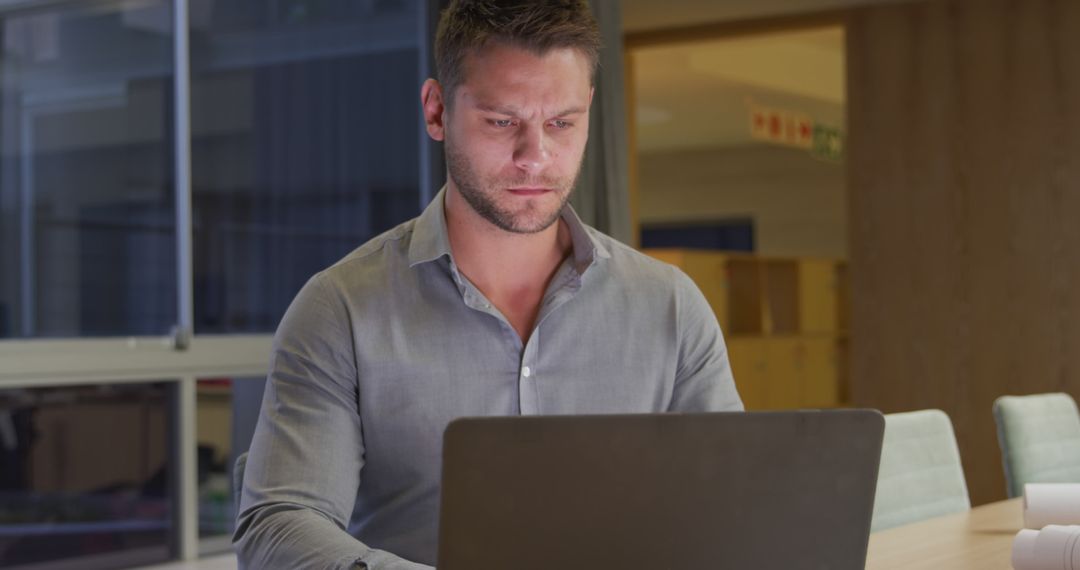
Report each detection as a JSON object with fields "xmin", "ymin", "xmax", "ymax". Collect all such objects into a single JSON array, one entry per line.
[
  {"xmin": 870, "ymin": 409, "xmax": 970, "ymax": 532},
  {"xmin": 993, "ymin": 392, "xmax": 1080, "ymax": 498}
]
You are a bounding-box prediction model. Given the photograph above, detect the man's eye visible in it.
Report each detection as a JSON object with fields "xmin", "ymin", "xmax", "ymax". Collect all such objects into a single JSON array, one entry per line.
[
  {"xmin": 551, "ymin": 120, "xmax": 571, "ymax": 129},
  {"xmin": 491, "ymin": 119, "xmax": 513, "ymax": 128}
]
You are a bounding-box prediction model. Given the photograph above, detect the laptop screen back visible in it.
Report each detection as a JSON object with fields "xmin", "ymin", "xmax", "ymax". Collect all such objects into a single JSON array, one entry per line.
[{"xmin": 437, "ymin": 410, "xmax": 884, "ymax": 570}]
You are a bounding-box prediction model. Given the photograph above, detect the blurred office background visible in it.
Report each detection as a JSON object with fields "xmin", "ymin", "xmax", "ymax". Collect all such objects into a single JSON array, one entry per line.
[{"xmin": 1, "ymin": 0, "xmax": 1078, "ymax": 567}]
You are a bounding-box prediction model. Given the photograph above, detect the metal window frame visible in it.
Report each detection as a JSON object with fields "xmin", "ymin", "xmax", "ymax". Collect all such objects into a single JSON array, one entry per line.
[
  {"xmin": 0, "ymin": 0, "xmax": 271, "ymax": 561},
  {"xmin": 0, "ymin": 0, "xmax": 438, "ymax": 563},
  {"xmin": 0, "ymin": 335, "xmax": 273, "ymax": 562}
]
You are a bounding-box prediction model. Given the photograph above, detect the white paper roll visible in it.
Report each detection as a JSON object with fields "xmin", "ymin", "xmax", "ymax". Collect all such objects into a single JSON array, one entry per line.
[
  {"xmin": 1013, "ymin": 529, "xmax": 1039, "ymax": 570},
  {"xmin": 1036, "ymin": 526, "xmax": 1080, "ymax": 570},
  {"xmin": 1011, "ymin": 526, "xmax": 1080, "ymax": 570},
  {"xmin": 1073, "ymin": 531, "xmax": 1080, "ymax": 569},
  {"xmin": 1024, "ymin": 484, "xmax": 1080, "ymax": 529}
]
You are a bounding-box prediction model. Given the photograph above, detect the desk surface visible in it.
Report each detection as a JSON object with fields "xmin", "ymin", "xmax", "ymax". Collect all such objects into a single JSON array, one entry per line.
[
  {"xmin": 137, "ymin": 498, "xmax": 1023, "ymax": 570},
  {"xmin": 865, "ymin": 497, "xmax": 1022, "ymax": 570}
]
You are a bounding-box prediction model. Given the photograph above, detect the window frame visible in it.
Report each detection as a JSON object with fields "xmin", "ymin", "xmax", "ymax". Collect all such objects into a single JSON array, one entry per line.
[{"xmin": 0, "ymin": 0, "xmax": 440, "ymax": 562}]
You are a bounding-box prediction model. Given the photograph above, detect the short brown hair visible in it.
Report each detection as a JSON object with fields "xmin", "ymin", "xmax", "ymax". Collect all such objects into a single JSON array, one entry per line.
[{"xmin": 434, "ymin": 0, "xmax": 602, "ymax": 107}]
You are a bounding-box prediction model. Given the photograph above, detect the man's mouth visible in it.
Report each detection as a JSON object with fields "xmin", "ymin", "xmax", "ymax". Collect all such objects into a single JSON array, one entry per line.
[{"xmin": 507, "ymin": 187, "xmax": 553, "ymax": 196}]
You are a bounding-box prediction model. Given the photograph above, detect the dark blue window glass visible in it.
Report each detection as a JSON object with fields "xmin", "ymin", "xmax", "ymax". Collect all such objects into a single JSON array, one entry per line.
[
  {"xmin": 190, "ymin": 0, "xmax": 425, "ymax": 333},
  {"xmin": 0, "ymin": 1, "xmax": 176, "ymax": 339},
  {"xmin": 0, "ymin": 383, "xmax": 175, "ymax": 568}
]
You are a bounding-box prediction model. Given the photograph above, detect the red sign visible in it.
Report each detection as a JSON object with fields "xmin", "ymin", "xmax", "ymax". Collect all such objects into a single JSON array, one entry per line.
[{"xmin": 750, "ymin": 104, "xmax": 813, "ymax": 149}]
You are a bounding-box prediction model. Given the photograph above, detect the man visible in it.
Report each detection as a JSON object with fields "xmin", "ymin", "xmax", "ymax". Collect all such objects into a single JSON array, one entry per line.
[{"xmin": 234, "ymin": 1, "xmax": 742, "ymax": 568}]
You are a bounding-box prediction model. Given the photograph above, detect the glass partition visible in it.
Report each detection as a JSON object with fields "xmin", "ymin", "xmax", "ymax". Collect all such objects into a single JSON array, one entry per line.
[
  {"xmin": 189, "ymin": 0, "xmax": 425, "ymax": 333},
  {"xmin": 0, "ymin": 382, "xmax": 176, "ymax": 569},
  {"xmin": 0, "ymin": 0, "xmax": 176, "ymax": 339}
]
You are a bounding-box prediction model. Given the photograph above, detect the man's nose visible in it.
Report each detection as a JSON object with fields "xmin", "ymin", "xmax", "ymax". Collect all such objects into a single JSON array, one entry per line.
[{"xmin": 513, "ymin": 125, "xmax": 551, "ymax": 173}]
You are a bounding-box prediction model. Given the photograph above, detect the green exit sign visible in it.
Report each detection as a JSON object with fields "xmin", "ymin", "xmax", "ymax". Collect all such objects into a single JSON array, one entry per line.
[{"xmin": 812, "ymin": 125, "xmax": 844, "ymax": 162}]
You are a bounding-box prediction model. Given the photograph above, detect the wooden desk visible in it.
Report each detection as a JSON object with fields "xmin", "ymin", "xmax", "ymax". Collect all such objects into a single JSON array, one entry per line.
[
  {"xmin": 133, "ymin": 499, "xmax": 1024, "ymax": 570},
  {"xmin": 865, "ymin": 498, "xmax": 1022, "ymax": 569}
]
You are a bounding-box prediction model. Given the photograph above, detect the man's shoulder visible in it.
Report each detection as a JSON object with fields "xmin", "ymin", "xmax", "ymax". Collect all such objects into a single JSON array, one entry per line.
[
  {"xmin": 584, "ymin": 227, "xmax": 696, "ymax": 291},
  {"xmin": 319, "ymin": 218, "xmax": 419, "ymax": 284}
]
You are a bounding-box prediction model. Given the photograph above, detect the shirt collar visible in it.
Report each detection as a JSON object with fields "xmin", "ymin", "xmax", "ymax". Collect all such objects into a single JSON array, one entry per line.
[
  {"xmin": 407, "ymin": 186, "xmax": 453, "ymax": 267},
  {"xmin": 407, "ymin": 185, "xmax": 612, "ymax": 272},
  {"xmin": 559, "ymin": 199, "xmax": 611, "ymax": 274}
]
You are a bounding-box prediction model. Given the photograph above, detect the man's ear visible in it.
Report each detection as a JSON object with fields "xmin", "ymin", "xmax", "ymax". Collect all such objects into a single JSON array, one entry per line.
[{"xmin": 421, "ymin": 79, "xmax": 446, "ymax": 142}]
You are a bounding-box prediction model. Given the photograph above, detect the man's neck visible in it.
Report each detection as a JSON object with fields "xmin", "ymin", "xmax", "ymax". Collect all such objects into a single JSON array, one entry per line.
[{"xmin": 444, "ymin": 185, "xmax": 573, "ymax": 341}]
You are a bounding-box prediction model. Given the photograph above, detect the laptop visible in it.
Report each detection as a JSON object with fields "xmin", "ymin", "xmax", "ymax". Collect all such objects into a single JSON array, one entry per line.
[{"xmin": 437, "ymin": 410, "xmax": 884, "ymax": 570}]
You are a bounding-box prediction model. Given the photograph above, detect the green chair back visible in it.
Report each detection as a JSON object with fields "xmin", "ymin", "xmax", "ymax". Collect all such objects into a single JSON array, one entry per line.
[
  {"xmin": 993, "ymin": 392, "xmax": 1080, "ymax": 498},
  {"xmin": 871, "ymin": 409, "xmax": 970, "ymax": 532}
]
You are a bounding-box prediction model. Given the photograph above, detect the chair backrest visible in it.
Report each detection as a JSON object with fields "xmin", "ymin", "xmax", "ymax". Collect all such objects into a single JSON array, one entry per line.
[
  {"xmin": 993, "ymin": 392, "xmax": 1080, "ymax": 498},
  {"xmin": 233, "ymin": 451, "xmax": 248, "ymax": 515},
  {"xmin": 870, "ymin": 409, "xmax": 970, "ymax": 532}
]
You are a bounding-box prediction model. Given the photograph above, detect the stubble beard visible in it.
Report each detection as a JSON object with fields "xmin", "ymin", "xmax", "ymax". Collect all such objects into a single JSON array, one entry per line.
[{"xmin": 444, "ymin": 136, "xmax": 582, "ymax": 235}]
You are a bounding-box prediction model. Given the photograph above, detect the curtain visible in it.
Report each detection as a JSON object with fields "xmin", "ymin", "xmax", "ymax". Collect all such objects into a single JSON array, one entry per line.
[{"xmin": 572, "ymin": 0, "xmax": 632, "ymax": 245}]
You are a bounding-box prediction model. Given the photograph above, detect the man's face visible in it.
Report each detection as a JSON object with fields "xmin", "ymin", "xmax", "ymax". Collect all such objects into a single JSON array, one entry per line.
[{"xmin": 441, "ymin": 44, "xmax": 593, "ymax": 234}]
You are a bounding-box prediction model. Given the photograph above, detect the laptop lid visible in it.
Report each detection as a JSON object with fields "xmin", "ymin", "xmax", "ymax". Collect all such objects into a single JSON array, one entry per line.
[{"xmin": 437, "ymin": 410, "xmax": 884, "ymax": 570}]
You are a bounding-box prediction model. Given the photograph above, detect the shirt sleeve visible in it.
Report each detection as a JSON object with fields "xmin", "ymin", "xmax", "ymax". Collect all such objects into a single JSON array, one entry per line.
[
  {"xmin": 667, "ymin": 268, "xmax": 745, "ymax": 413},
  {"xmin": 233, "ymin": 273, "xmax": 433, "ymax": 570}
]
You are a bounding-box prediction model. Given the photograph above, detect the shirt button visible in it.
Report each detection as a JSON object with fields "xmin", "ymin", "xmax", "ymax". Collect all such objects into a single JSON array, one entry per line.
[{"xmin": 522, "ymin": 366, "xmax": 532, "ymax": 378}]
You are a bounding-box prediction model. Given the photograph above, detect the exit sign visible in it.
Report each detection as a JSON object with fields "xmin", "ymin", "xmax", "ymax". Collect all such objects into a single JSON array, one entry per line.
[
  {"xmin": 749, "ymin": 103, "xmax": 843, "ymax": 162},
  {"xmin": 750, "ymin": 105, "xmax": 812, "ymax": 149}
]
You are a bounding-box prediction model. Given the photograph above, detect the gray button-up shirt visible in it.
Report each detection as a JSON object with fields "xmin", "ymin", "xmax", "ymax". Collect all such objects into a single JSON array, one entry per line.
[{"xmin": 234, "ymin": 188, "xmax": 742, "ymax": 569}]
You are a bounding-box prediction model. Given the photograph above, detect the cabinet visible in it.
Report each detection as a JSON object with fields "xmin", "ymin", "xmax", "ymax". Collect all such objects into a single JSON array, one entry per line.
[
  {"xmin": 644, "ymin": 249, "xmax": 848, "ymax": 410},
  {"xmin": 29, "ymin": 394, "xmax": 168, "ymax": 492}
]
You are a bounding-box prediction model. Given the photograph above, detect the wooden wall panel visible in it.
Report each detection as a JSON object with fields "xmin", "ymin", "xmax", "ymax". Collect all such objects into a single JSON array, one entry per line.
[{"xmin": 848, "ymin": 0, "xmax": 1080, "ymax": 506}]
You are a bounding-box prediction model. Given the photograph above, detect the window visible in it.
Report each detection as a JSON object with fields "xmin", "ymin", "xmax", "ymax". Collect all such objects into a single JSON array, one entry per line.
[
  {"xmin": 195, "ymin": 376, "xmax": 264, "ymax": 541},
  {"xmin": 0, "ymin": 0, "xmax": 175, "ymax": 339},
  {"xmin": 189, "ymin": 0, "xmax": 426, "ymax": 333},
  {"xmin": 0, "ymin": 383, "xmax": 176, "ymax": 569},
  {"xmin": 0, "ymin": 0, "xmax": 440, "ymax": 564}
]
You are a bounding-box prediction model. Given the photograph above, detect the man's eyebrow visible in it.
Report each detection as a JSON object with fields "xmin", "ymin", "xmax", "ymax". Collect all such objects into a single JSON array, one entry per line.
[
  {"xmin": 474, "ymin": 102, "xmax": 521, "ymax": 116},
  {"xmin": 553, "ymin": 107, "xmax": 587, "ymax": 117},
  {"xmin": 472, "ymin": 102, "xmax": 587, "ymax": 118}
]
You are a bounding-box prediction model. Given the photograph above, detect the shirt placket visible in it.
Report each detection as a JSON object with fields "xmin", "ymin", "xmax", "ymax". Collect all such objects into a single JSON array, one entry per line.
[
  {"xmin": 450, "ymin": 257, "xmax": 588, "ymax": 416},
  {"xmin": 517, "ymin": 262, "xmax": 586, "ymax": 415},
  {"xmin": 518, "ymin": 339, "xmax": 540, "ymax": 415}
]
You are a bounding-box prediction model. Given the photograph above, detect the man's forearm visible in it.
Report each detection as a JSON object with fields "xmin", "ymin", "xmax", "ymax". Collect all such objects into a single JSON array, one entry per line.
[{"xmin": 234, "ymin": 504, "xmax": 433, "ymax": 570}]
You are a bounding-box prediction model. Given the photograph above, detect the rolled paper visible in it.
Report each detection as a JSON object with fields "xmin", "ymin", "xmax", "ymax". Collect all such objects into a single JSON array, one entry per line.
[
  {"xmin": 1072, "ymin": 533, "xmax": 1080, "ymax": 570},
  {"xmin": 1011, "ymin": 526, "xmax": 1080, "ymax": 570},
  {"xmin": 1012, "ymin": 529, "xmax": 1039, "ymax": 570},
  {"xmin": 1037, "ymin": 525, "xmax": 1080, "ymax": 570},
  {"xmin": 1024, "ymin": 484, "xmax": 1080, "ymax": 529}
]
